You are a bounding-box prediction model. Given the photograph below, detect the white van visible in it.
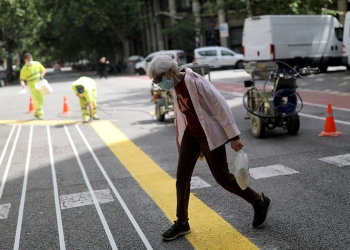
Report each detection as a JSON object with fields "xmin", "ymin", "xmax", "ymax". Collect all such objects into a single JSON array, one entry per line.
[
  {"xmin": 342, "ymin": 11, "xmax": 350, "ymax": 70},
  {"xmin": 193, "ymin": 46, "xmax": 244, "ymax": 69},
  {"xmin": 135, "ymin": 50, "xmax": 186, "ymax": 75},
  {"xmin": 242, "ymin": 15, "xmax": 344, "ymax": 72}
]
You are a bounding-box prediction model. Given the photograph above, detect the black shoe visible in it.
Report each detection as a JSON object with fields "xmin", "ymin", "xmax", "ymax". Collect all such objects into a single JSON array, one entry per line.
[
  {"xmin": 162, "ymin": 220, "xmax": 191, "ymax": 241},
  {"xmin": 252, "ymin": 193, "xmax": 271, "ymax": 229}
]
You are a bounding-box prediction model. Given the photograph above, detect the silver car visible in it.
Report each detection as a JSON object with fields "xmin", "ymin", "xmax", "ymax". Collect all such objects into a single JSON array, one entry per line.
[
  {"xmin": 193, "ymin": 46, "xmax": 244, "ymax": 69},
  {"xmin": 135, "ymin": 50, "xmax": 187, "ymax": 75}
]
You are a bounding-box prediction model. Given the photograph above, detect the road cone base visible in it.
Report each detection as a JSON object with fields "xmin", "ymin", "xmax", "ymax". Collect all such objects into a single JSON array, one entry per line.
[
  {"xmin": 318, "ymin": 131, "xmax": 342, "ymax": 137},
  {"xmin": 28, "ymin": 111, "xmax": 35, "ymax": 114},
  {"xmin": 62, "ymin": 111, "xmax": 72, "ymax": 114}
]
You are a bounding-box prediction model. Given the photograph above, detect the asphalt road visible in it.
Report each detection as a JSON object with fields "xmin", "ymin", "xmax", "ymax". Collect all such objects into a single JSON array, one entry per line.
[{"xmin": 0, "ymin": 68, "xmax": 349, "ymax": 250}]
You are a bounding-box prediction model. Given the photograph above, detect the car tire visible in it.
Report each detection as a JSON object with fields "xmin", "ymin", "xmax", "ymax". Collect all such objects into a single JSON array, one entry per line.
[
  {"xmin": 0, "ymin": 78, "xmax": 5, "ymax": 87},
  {"xmin": 137, "ymin": 68, "xmax": 146, "ymax": 75},
  {"xmin": 235, "ymin": 60, "xmax": 244, "ymax": 69}
]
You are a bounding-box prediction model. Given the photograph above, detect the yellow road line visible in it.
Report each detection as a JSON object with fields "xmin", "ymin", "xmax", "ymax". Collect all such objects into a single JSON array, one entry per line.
[
  {"xmin": 91, "ymin": 120, "xmax": 258, "ymax": 250},
  {"xmin": 0, "ymin": 120, "xmax": 79, "ymax": 125}
]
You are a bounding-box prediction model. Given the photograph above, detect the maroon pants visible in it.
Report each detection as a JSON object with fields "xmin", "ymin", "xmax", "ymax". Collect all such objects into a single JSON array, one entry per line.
[{"xmin": 176, "ymin": 133, "xmax": 261, "ymax": 222}]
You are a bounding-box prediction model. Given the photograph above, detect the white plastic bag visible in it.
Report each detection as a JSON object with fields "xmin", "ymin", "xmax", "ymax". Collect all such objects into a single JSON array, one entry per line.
[
  {"xmin": 35, "ymin": 79, "xmax": 53, "ymax": 96},
  {"xmin": 232, "ymin": 149, "xmax": 250, "ymax": 190}
]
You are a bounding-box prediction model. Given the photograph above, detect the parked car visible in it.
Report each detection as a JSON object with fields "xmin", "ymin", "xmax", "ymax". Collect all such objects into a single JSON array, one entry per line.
[
  {"xmin": 135, "ymin": 50, "xmax": 187, "ymax": 75},
  {"xmin": 193, "ymin": 46, "xmax": 244, "ymax": 69},
  {"xmin": 0, "ymin": 66, "xmax": 6, "ymax": 87},
  {"xmin": 53, "ymin": 63, "xmax": 62, "ymax": 71}
]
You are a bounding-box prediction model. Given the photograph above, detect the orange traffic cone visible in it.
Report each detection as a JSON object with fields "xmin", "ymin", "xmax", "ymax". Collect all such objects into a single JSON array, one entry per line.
[
  {"xmin": 62, "ymin": 96, "xmax": 72, "ymax": 114},
  {"xmin": 318, "ymin": 103, "xmax": 342, "ymax": 137},
  {"xmin": 28, "ymin": 96, "xmax": 35, "ymax": 114}
]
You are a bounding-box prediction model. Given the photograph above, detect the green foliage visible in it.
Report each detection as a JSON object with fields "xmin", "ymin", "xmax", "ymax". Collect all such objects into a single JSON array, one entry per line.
[
  {"xmin": 162, "ymin": 15, "xmax": 203, "ymax": 53},
  {"xmin": 0, "ymin": 0, "xmax": 345, "ymax": 68},
  {"xmin": 203, "ymin": 0, "xmax": 340, "ymax": 17},
  {"xmin": 0, "ymin": 0, "xmax": 144, "ymax": 64}
]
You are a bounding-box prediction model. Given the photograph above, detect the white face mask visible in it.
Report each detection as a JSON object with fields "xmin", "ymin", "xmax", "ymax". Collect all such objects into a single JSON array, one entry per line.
[{"xmin": 26, "ymin": 60, "xmax": 33, "ymax": 66}]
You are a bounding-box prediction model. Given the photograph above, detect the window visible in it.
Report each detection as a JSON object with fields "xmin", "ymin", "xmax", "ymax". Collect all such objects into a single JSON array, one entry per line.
[
  {"xmin": 335, "ymin": 27, "xmax": 343, "ymax": 42},
  {"xmin": 221, "ymin": 50, "xmax": 234, "ymax": 56},
  {"xmin": 146, "ymin": 56, "xmax": 154, "ymax": 63},
  {"xmin": 176, "ymin": 0, "xmax": 191, "ymax": 11},
  {"xmin": 178, "ymin": 52, "xmax": 186, "ymax": 60},
  {"xmin": 164, "ymin": 53, "xmax": 175, "ymax": 59},
  {"xmin": 198, "ymin": 50, "xmax": 217, "ymax": 56}
]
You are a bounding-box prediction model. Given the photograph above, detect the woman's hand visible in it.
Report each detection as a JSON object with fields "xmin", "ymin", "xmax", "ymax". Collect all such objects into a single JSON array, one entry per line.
[{"xmin": 230, "ymin": 139, "xmax": 244, "ymax": 152}]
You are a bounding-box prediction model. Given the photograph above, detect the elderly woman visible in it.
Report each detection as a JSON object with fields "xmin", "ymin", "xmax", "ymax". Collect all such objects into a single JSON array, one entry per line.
[{"xmin": 147, "ymin": 54, "xmax": 272, "ymax": 241}]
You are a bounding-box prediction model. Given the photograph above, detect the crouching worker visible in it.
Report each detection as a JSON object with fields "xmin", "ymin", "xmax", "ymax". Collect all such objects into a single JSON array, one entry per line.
[{"xmin": 71, "ymin": 76, "xmax": 99, "ymax": 123}]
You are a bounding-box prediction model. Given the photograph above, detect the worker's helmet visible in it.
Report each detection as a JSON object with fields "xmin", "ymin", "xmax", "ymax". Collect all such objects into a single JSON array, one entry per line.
[{"xmin": 76, "ymin": 85, "xmax": 84, "ymax": 93}]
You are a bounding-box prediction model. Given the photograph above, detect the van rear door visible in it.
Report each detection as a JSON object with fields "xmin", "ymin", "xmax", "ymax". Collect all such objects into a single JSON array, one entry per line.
[
  {"xmin": 242, "ymin": 16, "xmax": 272, "ymax": 62},
  {"xmin": 343, "ymin": 12, "xmax": 350, "ymax": 67}
]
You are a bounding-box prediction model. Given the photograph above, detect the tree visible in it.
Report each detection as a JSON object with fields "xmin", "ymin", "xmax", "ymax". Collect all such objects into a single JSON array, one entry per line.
[
  {"xmin": 162, "ymin": 15, "xmax": 203, "ymax": 58},
  {"xmin": 0, "ymin": 0, "xmax": 145, "ymax": 74},
  {"xmin": 203, "ymin": 0, "xmax": 341, "ymax": 18}
]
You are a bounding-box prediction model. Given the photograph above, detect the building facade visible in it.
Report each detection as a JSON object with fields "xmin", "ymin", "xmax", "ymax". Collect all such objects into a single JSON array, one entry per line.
[
  {"xmin": 129, "ymin": 0, "xmax": 245, "ymax": 61},
  {"xmin": 127, "ymin": 0, "xmax": 350, "ymax": 63}
]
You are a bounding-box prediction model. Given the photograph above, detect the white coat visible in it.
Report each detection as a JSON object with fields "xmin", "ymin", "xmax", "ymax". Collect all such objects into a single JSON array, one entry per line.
[{"xmin": 171, "ymin": 67, "xmax": 241, "ymax": 151}]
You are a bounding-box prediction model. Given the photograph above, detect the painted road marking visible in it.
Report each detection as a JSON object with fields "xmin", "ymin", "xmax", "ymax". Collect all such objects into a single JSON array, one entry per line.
[
  {"xmin": 64, "ymin": 126, "xmax": 118, "ymax": 250},
  {"xmin": 250, "ymin": 164, "xmax": 299, "ymax": 179},
  {"xmin": 0, "ymin": 126, "xmax": 21, "ymax": 199},
  {"xmin": 319, "ymin": 154, "xmax": 350, "ymax": 167},
  {"xmin": 0, "ymin": 125, "xmax": 16, "ymax": 174},
  {"xmin": 190, "ymin": 176, "xmax": 211, "ymax": 190},
  {"xmin": 14, "ymin": 126, "xmax": 33, "ymax": 250},
  {"xmin": 60, "ymin": 189, "xmax": 114, "ymax": 209},
  {"xmin": 0, "ymin": 203, "xmax": 11, "ymax": 219},
  {"xmin": 47, "ymin": 125, "xmax": 66, "ymax": 250},
  {"xmin": 299, "ymin": 113, "xmax": 350, "ymax": 126},
  {"xmin": 0, "ymin": 125, "xmax": 16, "ymax": 218},
  {"xmin": 75, "ymin": 125, "xmax": 152, "ymax": 249},
  {"xmin": 0, "ymin": 120, "xmax": 78, "ymax": 125},
  {"xmin": 91, "ymin": 120, "xmax": 259, "ymax": 250}
]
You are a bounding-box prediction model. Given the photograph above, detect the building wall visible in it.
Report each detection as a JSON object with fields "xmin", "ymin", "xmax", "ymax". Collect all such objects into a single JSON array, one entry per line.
[{"xmin": 133, "ymin": 0, "xmax": 348, "ymax": 60}]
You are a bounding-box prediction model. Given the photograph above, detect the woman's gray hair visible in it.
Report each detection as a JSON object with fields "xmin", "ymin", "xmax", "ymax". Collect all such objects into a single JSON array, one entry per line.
[{"xmin": 147, "ymin": 54, "xmax": 180, "ymax": 78}]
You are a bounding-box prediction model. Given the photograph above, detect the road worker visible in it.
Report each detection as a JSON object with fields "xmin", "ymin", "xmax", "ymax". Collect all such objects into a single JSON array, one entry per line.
[
  {"xmin": 20, "ymin": 53, "xmax": 46, "ymax": 120},
  {"xmin": 71, "ymin": 76, "xmax": 100, "ymax": 123}
]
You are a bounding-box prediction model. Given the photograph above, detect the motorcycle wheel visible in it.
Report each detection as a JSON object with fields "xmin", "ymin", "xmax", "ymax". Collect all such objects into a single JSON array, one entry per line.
[
  {"xmin": 286, "ymin": 114, "xmax": 300, "ymax": 135},
  {"xmin": 155, "ymin": 98, "xmax": 165, "ymax": 121},
  {"xmin": 250, "ymin": 114, "xmax": 265, "ymax": 138}
]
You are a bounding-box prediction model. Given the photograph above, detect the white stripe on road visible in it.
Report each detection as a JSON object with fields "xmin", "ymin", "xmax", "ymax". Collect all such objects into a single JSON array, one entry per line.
[
  {"xmin": 47, "ymin": 125, "xmax": 66, "ymax": 250},
  {"xmin": 0, "ymin": 126, "xmax": 21, "ymax": 199},
  {"xmin": 75, "ymin": 125, "xmax": 153, "ymax": 250},
  {"xmin": 0, "ymin": 203, "xmax": 11, "ymax": 219},
  {"xmin": 299, "ymin": 113, "xmax": 350, "ymax": 126},
  {"xmin": 60, "ymin": 189, "xmax": 114, "ymax": 209},
  {"xmin": 190, "ymin": 176, "xmax": 211, "ymax": 189},
  {"xmin": 319, "ymin": 154, "xmax": 350, "ymax": 167},
  {"xmin": 0, "ymin": 125, "xmax": 16, "ymax": 173},
  {"xmin": 14, "ymin": 126, "xmax": 33, "ymax": 250},
  {"xmin": 249, "ymin": 164, "xmax": 299, "ymax": 179},
  {"xmin": 303, "ymin": 102, "xmax": 350, "ymax": 112},
  {"xmin": 0, "ymin": 126, "xmax": 15, "ymax": 219},
  {"xmin": 64, "ymin": 126, "xmax": 118, "ymax": 250}
]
